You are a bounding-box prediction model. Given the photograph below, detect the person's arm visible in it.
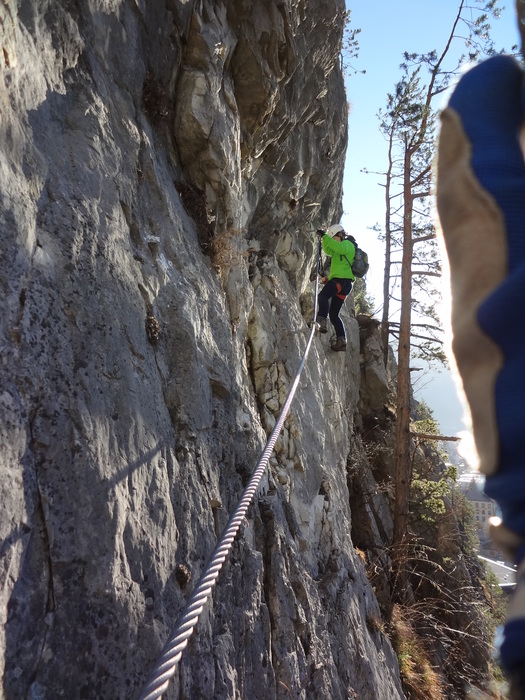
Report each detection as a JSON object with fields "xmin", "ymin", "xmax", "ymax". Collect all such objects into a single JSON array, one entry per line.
[
  {"xmin": 321, "ymin": 234, "xmax": 335, "ymax": 256},
  {"xmin": 322, "ymin": 236, "xmax": 353, "ymax": 258}
]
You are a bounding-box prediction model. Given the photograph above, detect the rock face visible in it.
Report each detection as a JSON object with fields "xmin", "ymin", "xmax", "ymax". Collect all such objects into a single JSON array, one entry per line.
[{"xmin": 0, "ymin": 2, "xmax": 404, "ymax": 699}]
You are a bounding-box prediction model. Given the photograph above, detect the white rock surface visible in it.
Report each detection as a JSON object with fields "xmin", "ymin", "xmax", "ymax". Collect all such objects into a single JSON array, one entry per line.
[{"xmin": 0, "ymin": 1, "xmax": 404, "ymax": 698}]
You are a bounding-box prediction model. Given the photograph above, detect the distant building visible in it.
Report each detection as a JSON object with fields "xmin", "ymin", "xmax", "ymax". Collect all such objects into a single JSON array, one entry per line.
[
  {"xmin": 460, "ymin": 478, "xmax": 508, "ymax": 563},
  {"xmin": 462, "ymin": 480, "xmax": 497, "ymax": 537}
]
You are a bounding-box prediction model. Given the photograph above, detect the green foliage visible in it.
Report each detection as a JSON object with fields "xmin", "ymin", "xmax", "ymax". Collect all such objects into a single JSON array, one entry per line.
[
  {"xmin": 412, "ymin": 401, "xmax": 447, "ymax": 458},
  {"xmin": 411, "ymin": 474, "xmax": 450, "ymax": 521},
  {"xmin": 376, "ymin": 0, "xmax": 504, "ymax": 370},
  {"xmin": 449, "ymin": 492, "xmax": 507, "ymax": 633},
  {"xmin": 482, "ymin": 566, "xmax": 507, "ymax": 627},
  {"xmin": 415, "ymin": 399, "xmax": 434, "ymax": 421},
  {"xmin": 409, "ymin": 401, "xmax": 459, "ymax": 521},
  {"xmin": 341, "ymin": 9, "xmax": 364, "ymax": 76},
  {"xmin": 360, "ymin": 413, "xmax": 503, "ymax": 696},
  {"xmin": 451, "ymin": 487, "xmax": 480, "ymax": 557},
  {"xmin": 413, "ymin": 399, "xmax": 439, "ymax": 435},
  {"xmin": 381, "ymin": 67, "xmax": 431, "ymax": 144},
  {"xmin": 353, "ymin": 278, "xmax": 376, "ymax": 315},
  {"xmin": 444, "ymin": 463, "xmax": 458, "ymax": 482}
]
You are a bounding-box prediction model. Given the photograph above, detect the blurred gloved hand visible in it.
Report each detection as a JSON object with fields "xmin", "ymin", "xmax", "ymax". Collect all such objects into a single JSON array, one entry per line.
[
  {"xmin": 316, "ymin": 229, "xmax": 326, "ymax": 239},
  {"xmin": 436, "ymin": 54, "xmax": 525, "ymax": 692},
  {"xmin": 437, "ymin": 54, "xmax": 525, "ymax": 483}
]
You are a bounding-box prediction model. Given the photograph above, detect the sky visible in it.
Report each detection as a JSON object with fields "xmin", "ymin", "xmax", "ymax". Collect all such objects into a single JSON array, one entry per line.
[{"xmin": 340, "ymin": 0, "xmax": 521, "ymax": 441}]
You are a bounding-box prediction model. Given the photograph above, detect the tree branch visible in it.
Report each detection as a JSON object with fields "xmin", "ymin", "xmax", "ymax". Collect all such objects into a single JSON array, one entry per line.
[
  {"xmin": 409, "ymin": 332, "xmax": 444, "ymax": 344},
  {"xmin": 412, "ymin": 233, "xmax": 437, "ymax": 243},
  {"xmin": 410, "ymin": 165, "xmax": 432, "ymax": 188},
  {"xmin": 411, "ymin": 431, "xmax": 461, "ymax": 442},
  {"xmin": 411, "ymin": 270, "xmax": 441, "ymax": 278},
  {"xmin": 389, "ymin": 321, "xmax": 444, "ymax": 333}
]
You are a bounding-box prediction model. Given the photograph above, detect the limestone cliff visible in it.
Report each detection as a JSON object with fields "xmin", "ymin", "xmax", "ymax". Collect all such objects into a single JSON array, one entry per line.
[{"xmin": 0, "ymin": 2, "xmax": 404, "ymax": 698}]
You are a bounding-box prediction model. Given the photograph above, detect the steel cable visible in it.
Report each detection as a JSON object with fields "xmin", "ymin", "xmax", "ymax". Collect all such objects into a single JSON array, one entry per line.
[{"xmin": 138, "ymin": 238, "xmax": 323, "ymax": 700}]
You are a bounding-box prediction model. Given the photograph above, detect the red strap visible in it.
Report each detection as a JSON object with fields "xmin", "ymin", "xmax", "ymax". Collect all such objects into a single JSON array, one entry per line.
[{"xmin": 336, "ymin": 282, "xmax": 346, "ymax": 301}]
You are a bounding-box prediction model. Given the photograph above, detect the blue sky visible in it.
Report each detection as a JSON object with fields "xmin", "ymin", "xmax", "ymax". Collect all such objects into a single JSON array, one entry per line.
[{"xmin": 340, "ymin": 1, "xmax": 521, "ymax": 438}]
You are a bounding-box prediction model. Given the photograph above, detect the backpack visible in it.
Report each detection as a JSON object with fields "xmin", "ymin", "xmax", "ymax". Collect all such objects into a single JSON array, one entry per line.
[{"xmin": 342, "ymin": 236, "xmax": 369, "ymax": 278}]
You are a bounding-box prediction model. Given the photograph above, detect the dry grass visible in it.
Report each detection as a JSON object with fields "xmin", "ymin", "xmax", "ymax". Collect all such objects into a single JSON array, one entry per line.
[
  {"xmin": 209, "ymin": 227, "xmax": 249, "ymax": 273},
  {"xmin": 354, "ymin": 546, "xmax": 367, "ymax": 564},
  {"xmin": 366, "ymin": 612, "xmax": 386, "ymax": 635},
  {"xmin": 391, "ymin": 604, "xmax": 445, "ymax": 700},
  {"xmin": 176, "ymin": 182, "xmax": 251, "ymax": 273},
  {"xmin": 145, "ymin": 312, "xmax": 160, "ymax": 345}
]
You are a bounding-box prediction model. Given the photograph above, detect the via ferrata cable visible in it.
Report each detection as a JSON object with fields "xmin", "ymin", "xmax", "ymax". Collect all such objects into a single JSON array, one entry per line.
[{"xmin": 138, "ymin": 237, "xmax": 323, "ymax": 700}]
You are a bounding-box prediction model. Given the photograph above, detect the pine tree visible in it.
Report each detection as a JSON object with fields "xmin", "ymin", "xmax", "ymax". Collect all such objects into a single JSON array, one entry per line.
[{"xmin": 377, "ymin": 0, "xmax": 502, "ymax": 599}]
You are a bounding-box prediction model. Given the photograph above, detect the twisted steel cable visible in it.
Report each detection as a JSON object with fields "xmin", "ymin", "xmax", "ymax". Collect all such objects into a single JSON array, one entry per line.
[{"xmin": 138, "ymin": 238, "xmax": 323, "ymax": 700}]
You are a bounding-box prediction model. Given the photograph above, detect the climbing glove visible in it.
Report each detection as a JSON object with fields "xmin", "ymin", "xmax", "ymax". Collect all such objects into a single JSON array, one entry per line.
[{"xmin": 436, "ymin": 54, "xmax": 525, "ymax": 690}]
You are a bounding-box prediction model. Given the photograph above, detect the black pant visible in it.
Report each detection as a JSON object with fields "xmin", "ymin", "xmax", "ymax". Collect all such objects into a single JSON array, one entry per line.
[{"xmin": 317, "ymin": 278, "xmax": 353, "ymax": 338}]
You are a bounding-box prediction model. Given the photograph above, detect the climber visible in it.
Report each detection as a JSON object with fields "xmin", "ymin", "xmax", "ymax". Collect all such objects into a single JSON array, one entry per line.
[
  {"xmin": 436, "ymin": 54, "xmax": 525, "ymax": 697},
  {"xmin": 315, "ymin": 224, "xmax": 355, "ymax": 352}
]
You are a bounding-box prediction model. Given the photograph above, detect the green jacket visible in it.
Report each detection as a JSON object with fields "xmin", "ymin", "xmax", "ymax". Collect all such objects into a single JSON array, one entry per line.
[{"xmin": 322, "ymin": 235, "xmax": 355, "ymax": 280}]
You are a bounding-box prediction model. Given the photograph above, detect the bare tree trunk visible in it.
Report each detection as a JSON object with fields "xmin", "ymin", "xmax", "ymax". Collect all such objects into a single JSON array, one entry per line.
[
  {"xmin": 392, "ymin": 144, "xmax": 414, "ymax": 598},
  {"xmin": 381, "ymin": 129, "xmax": 395, "ymax": 366}
]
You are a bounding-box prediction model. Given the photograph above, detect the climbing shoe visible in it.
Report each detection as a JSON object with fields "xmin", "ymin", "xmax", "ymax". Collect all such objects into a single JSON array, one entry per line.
[
  {"xmin": 331, "ymin": 337, "xmax": 347, "ymax": 352},
  {"xmin": 316, "ymin": 316, "xmax": 328, "ymax": 334}
]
